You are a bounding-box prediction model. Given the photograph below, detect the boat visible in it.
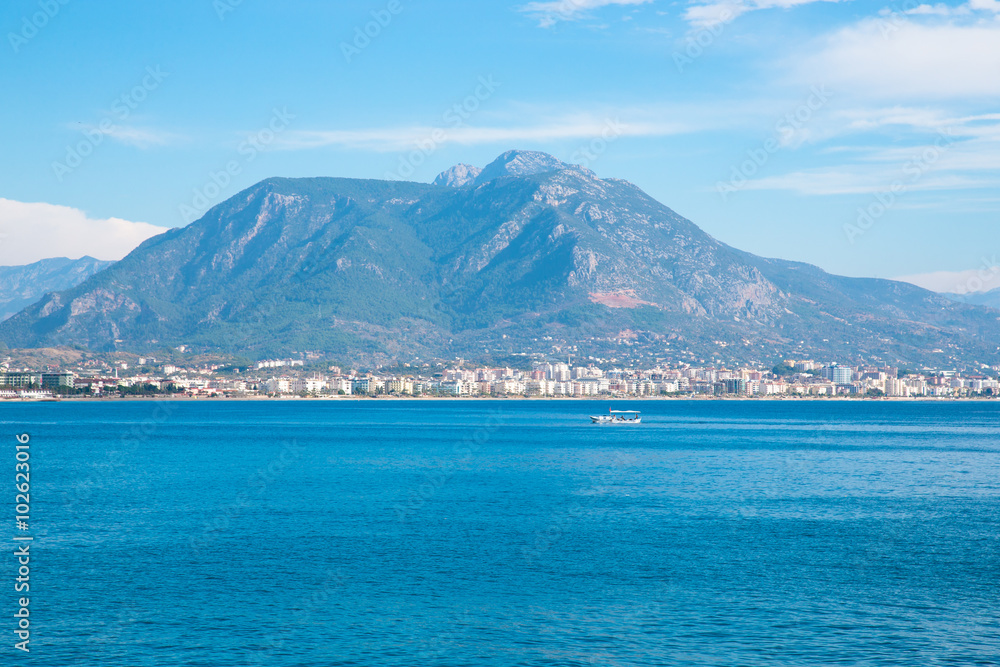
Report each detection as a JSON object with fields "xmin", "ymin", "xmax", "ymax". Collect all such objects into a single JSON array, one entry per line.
[{"xmin": 590, "ymin": 409, "xmax": 641, "ymax": 424}]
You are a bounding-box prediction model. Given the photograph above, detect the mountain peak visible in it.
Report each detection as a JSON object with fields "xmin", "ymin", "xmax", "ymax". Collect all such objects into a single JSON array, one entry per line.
[
  {"xmin": 473, "ymin": 150, "xmax": 573, "ymax": 185},
  {"xmin": 433, "ymin": 163, "xmax": 481, "ymax": 188}
]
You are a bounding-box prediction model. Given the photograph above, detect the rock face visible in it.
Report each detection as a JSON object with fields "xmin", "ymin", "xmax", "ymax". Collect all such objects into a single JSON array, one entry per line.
[
  {"xmin": 473, "ymin": 150, "xmax": 574, "ymax": 185},
  {"xmin": 432, "ymin": 163, "xmax": 481, "ymax": 188},
  {"xmin": 1, "ymin": 150, "xmax": 998, "ymax": 366},
  {"xmin": 0, "ymin": 256, "xmax": 113, "ymax": 321}
]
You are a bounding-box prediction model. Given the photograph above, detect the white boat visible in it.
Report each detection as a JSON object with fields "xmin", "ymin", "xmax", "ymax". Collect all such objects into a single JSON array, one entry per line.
[{"xmin": 590, "ymin": 409, "xmax": 641, "ymax": 424}]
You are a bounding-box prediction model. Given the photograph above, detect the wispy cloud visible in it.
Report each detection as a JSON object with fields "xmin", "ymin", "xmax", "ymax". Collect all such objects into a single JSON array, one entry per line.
[
  {"xmin": 730, "ymin": 107, "xmax": 1000, "ymax": 196},
  {"xmin": 911, "ymin": 0, "xmax": 1000, "ymax": 15},
  {"xmin": 739, "ymin": 169, "xmax": 994, "ymax": 196},
  {"xmin": 684, "ymin": 0, "xmax": 844, "ymax": 28},
  {"xmin": 75, "ymin": 123, "xmax": 182, "ymax": 149},
  {"xmin": 274, "ymin": 116, "xmax": 689, "ymax": 151},
  {"xmin": 905, "ymin": 3, "xmax": 961, "ymax": 16},
  {"xmin": 781, "ymin": 106, "xmax": 1000, "ymax": 146},
  {"xmin": 722, "ymin": 4, "xmax": 1000, "ymax": 202},
  {"xmin": 519, "ymin": 0, "xmax": 652, "ymax": 27}
]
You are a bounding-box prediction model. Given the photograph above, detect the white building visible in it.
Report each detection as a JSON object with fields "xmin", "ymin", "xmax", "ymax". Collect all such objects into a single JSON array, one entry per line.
[
  {"xmin": 264, "ymin": 377, "xmax": 292, "ymax": 393},
  {"xmin": 331, "ymin": 378, "xmax": 352, "ymax": 394},
  {"xmin": 291, "ymin": 377, "xmax": 328, "ymax": 393}
]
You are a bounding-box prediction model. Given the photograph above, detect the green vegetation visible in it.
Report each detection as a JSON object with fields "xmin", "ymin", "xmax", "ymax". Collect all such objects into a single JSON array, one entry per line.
[
  {"xmin": 52, "ymin": 385, "xmax": 90, "ymax": 396},
  {"xmin": 116, "ymin": 383, "xmax": 182, "ymax": 396}
]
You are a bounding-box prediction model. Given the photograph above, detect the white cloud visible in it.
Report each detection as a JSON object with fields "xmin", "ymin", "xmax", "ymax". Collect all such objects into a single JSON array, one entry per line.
[
  {"xmin": 684, "ymin": 0, "xmax": 843, "ymax": 28},
  {"xmin": 67, "ymin": 121, "xmax": 182, "ymax": 150},
  {"xmin": 0, "ymin": 199, "xmax": 168, "ymax": 265},
  {"xmin": 791, "ymin": 19, "xmax": 1000, "ymax": 99},
  {"xmin": 904, "ymin": 3, "xmax": 959, "ymax": 16},
  {"xmin": 683, "ymin": 0, "xmax": 746, "ymax": 27},
  {"xmin": 968, "ymin": 0, "xmax": 1000, "ymax": 12},
  {"xmin": 734, "ymin": 5, "xmax": 1000, "ymax": 203},
  {"xmin": 275, "ymin": 117, "xmax": 689, "ymax": 151},
  {"xmin": 895, "ymin": 265, "xmax": 1000, "ymax": 293},
  {"xmin": 520, "ymin": 0, "xmax": 652, "ymax": 27}
]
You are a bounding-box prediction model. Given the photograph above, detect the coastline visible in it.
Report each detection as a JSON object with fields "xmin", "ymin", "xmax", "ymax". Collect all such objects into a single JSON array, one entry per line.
[{"xmin": 8, "ymin": 394, "xmax": 997, "ymax": 403}]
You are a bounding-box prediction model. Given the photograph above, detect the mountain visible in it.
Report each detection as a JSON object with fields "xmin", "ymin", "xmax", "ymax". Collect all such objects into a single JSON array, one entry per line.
[
  {"xmin": 1, "ymin": 150, "xmax": 998, "ymax": 367},
  {"xmin": 0, "ymin": 256, "xmax": 113, "ymax": 321},
  {"xmin": 432, "ymin": 163, "xmax": 481, "ymax": 188},
  {"xmin": 942, "ymin": 287, "xmax": 1000, "ymax": 311}
]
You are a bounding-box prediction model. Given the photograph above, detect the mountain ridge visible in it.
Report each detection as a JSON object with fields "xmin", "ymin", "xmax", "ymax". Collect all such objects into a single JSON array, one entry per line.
[
  {"xmin": 1, "ymin": 150, "xmax": 997, "ymax": 367},
  {"xmin": 0, "ymin": 256, "xmax": 113, "ymax": 322},
  {"xmin": 942, "ymin": 286, "xmax": 1000, "ymax": 311}
]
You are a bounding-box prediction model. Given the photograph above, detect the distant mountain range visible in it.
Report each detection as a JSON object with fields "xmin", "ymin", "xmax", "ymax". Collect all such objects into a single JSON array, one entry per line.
[
  {"xmin": 1, "ymin": 150, "xmax": 998, "ymax": 366},
  {"xmin": 942, "ymin": 287, "xmax": 1000, "ymax": 311},
  {"xmin": 0, "ymin": 256, "xmax": 112, "ymax": 322}
]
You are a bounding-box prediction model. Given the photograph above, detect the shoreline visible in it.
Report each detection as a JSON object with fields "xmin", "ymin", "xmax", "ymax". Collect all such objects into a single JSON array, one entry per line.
[{"xmin": 6, "ymin": 394, "xmax": 997, "ymax": 403}]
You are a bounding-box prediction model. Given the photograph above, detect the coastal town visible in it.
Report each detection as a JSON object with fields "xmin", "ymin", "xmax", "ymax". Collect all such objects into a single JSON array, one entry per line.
[{"xmin": 1, "ymin": 355, "xmax": 998, "ymax": 400}]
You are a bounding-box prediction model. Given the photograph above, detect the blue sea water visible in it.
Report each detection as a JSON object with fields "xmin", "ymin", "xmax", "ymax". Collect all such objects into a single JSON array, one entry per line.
[{"xmin": 3, "ymin": 399, "xmax": 1000, "ymax": 666}]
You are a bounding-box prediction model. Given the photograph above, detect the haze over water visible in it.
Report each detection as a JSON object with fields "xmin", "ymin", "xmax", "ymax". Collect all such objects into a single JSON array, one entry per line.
[{"xmin": 8, "ymin": 400, "xmax": 1000, "ymax": 665}]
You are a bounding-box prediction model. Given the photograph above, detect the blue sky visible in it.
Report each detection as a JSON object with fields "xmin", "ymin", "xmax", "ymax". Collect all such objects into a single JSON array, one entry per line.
[{"xmin": 2, "ymin": 0, "xmax": 999, "ymax": 293}]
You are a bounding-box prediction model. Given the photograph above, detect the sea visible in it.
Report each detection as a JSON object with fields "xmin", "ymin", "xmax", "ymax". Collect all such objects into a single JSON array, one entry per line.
[{"xmin": 3, "ymin": 399, "xmax": 999, "ymax": 666}]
